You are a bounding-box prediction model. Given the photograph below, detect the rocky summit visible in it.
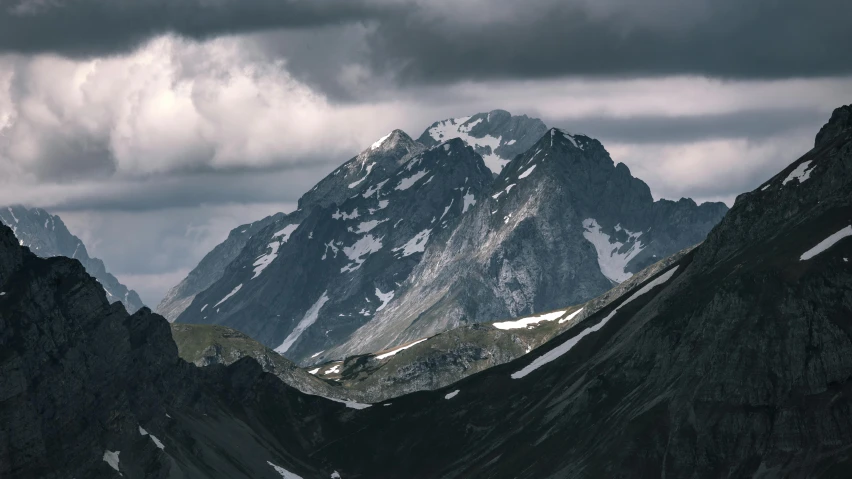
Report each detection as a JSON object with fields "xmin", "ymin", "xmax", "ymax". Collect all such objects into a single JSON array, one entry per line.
[
  {"xmin": 0, "ymin": 205, "xmax": 144, "ymax": 313},
  {"xmin": 332, "ymin": 127, "xmax": 727, "ymax": 358},
  {"xmin": 1, "ymin": 105, "xmax": 851, "ymax": 478},
  {"xmin": 166, "ymin": 111, "xmax": 727, "ymax": 365},
  {"xmin": 417, "ymin": 109, "xmax": 549, "ymax": 174}
]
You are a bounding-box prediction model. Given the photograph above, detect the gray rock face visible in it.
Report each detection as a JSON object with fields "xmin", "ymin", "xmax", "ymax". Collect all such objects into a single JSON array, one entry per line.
[
  {"xmin": 333, "ymin": 128, "xmax": 728, "ymax": 357},
  {"xmin": 0, "ymin": 222, "xmax": 348, "ymax": 478},
  {"xmin": 176, "ymin": 136, "xmax": 494, "ymax": 364},
  {"xmin": 418, "ymin": 109, "xmax": 548, "ymax": 174},
  {"xmin": 156, "ymin": 212, "xmax": 285, "ymax": 321},
  {"xmin": 0, "ymin": 205, "xmax": 144, "ymax": 313},
  {"xmin": 158, "ymin": 131, "xmax": 424, "ymax": 323}
]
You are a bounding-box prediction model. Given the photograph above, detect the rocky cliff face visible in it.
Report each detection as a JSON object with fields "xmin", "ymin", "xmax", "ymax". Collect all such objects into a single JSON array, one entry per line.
[
  {"xmin": 333, "ymin": 128, "xmax": 727, "ymax": 357},
  {"xmin": 176, "ymin": 137, "xmax": 494, "ymax": 364},
  {"xmin": 156, "ymin": 212, "xmax": 285, "ymax": 322},
  {"xmin": 0, "ymin": 222, "xmax": 358, "ymax": 478},
  {"xmin": 0, "ymin": 205, "xmax": 144, "ymax": 313}
]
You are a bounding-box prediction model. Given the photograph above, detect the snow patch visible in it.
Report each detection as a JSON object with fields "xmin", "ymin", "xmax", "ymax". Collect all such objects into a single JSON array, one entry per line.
[
  {"xmin": 396, "ymin": 170, "xmax": 428, "ymax": 191},
  {"xmin": 439, "ymin": 198, "xmax": 455, "ymax": 221},
  {"xmin": 252, "ymin": 241, "xmax": 280, "ymax": 279},
  {"xmin": 518, "ymin": 164, "xmax": 537, "ymax": 179},
  {"xmin": 267, "ymin": 461, "xmax": 303, "ymax": 479},
  {"xmin": 800, "ymin": 225, "xmax": 852, "ymax": 261},
  {"xmin": 462, "ymin": 190, "xmax": 476, "ymax": 213},
  {"xmin": 375, "ymin": 338, "xmax": 428, "ymax": 360},
  {"xmin": 325, "ymin": 364, "xmax": 341, "ymax": 374},
  {"xmin": 138, "ymin": 426, "xmax": 165, "ymax": 450},
  {"xmin": 348, "ymin": 176, "xmax": 367, "ymax": 189},
  {"xmin": 512, "ymin": 266, "xmax": 679, "ymax": 379},
  {"xmin": 311, "ymin": 351, "xmax": 324, "ymax": 358},
  {"xmin": 559, "ymin": 308, "xmax": 585, "ymax": 324},
  {"xmin": 493, "ymin": 308, "xmax": 583, "ymax": 330},
  {"xmin": 275, "ymin": 292, "xmax": 330, "ymax": 354},
  {"xmin": 375, "ymin": 287, "xmax": 395, "ymax": 312},
  {"xmin": 445, "ymin": 390, "xmax": 460, "ymax": 400},
  {"xmin": 371, "ymin": 131, "xmax": 393, "ymax": 150},
  {"xmin": 356, "ymin": 219, "xmax": 388, "ymax": 233},
  {"xmin": 213, "ymin": 284, "xmax": 242, "ymax": 308},
  {"xmin": 783, "ymin": 160, "xmax": 817, "ymax": 185},
  {"xmin": 362, "ymin": 179, "xmax": 389, "ymax": 198},
  {"xmin": 332, "ymin": 208, "xmax": 359, "ymax": 221},
  {"xmin": 393, "ymin": 229, "xmax": 431, "ymax": 257},
  {"xmin": 506, "ymin": 139, "xmax": 516, "ymax": 145},
  {"xmin": 583, "ymin": 219, "xmax": 644, "ymax": 283},
  {"xmin": 341, "ymin": 235, "xmax": 384, "ymax": 273},
  {"xmin": 273, "ymin": 224, "xmax": 299, "ymax": 242},
  {"xmin": 308, "ymin": 367, "xmax": 320, "ymax": 375},
  {"xmin": 103, "ymin": 450, "xmax": 121, "ymax": 473},
  {"xmin": 428, "ymin": 116, "xmax": 506, "ymax": 173},
  {"xmin": 200, "ymin": 304, "xmax": 207, "ymax": 312}
]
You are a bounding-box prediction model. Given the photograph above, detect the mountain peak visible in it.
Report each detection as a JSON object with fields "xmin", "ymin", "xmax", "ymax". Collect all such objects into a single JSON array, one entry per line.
[
  {"xmin": 418, "ymin": 110, "xmax": 548, "ymax": 175},
  {"xmin": 367, "ymin": 129, "xmax": 416, "ymax": 152},
  {"xmin": 814, "ymin": 104, "xmax": 852, "ymax": 148}
]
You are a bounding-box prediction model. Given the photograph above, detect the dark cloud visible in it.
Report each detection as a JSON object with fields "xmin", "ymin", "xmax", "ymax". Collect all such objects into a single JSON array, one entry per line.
[
  {"xmin": 0, "ymin": 0, "xmax": 387, "ymax": 56},
  {"xmin": 2, "ymin": 0, "xmax": 849, "ymax": 90},
  {"xmin": 363, "ymin": 0, "xmax": 852, "ymax": 86},
  {"xmin": 550, "ymin": 108, "xmax": 830, "ymax": 145}
]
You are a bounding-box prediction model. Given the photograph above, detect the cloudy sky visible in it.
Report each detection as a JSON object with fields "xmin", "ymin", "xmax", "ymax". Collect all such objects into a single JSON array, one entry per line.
[{"xmin": 0, "ymin": 0, "xmax": 850, "ymax": 306}]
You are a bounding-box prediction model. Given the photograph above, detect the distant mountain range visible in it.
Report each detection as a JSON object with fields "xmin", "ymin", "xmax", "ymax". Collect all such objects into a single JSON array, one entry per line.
[
  {"xmin": 0, "ymin": 205, "xmax": 144, "ymax": 313},
  {"xmin": 2, "ymin": 104, "xmax": 850, "ymax": 478},
  {"xmin": 164, "ymin": 109, "xmax": 728, "ymax": 364}
]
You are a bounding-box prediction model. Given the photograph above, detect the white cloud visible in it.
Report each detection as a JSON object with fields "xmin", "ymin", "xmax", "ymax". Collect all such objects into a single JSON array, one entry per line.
[{"xmin": 0, "ymin": 35, "xmax": 412, "ymax": 183}]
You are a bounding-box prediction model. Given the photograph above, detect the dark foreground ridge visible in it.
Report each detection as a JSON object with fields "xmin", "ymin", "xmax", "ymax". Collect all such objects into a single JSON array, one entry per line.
[{"xmin": 1, "ymin": 104, "xmax": 851, "ymax": 478}]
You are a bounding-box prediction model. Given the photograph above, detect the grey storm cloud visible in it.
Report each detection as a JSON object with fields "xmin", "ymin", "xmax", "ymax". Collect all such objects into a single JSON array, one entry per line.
[
  {"xmin": 2, "ymin": 0, "xmax": 851, "ymax": 86},
  {"xmin": 0, "ymin": 0, "xmax": 389, "ymax": 56},
  {"xmin": 364, "ymin": 0, "xmax": 852, "ymax": 85}
]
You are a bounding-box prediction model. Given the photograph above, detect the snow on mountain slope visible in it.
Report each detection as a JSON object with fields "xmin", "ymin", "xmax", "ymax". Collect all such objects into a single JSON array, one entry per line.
[
  {"xmin": 159, "ymin": 130, "xmax": 423, "ymax": 322},
  {"xmin": 330, "ymin": 128, "xmax": 728, "ymax": 358},
  {"xmin": 418, "ymin": 109, "xmax": 548, "ymax": 174},
  {"xmin": 175, "ymin": 137, "xmax": 494, "ymax": 364},
  {"xmin": 0, "ymin": 204, "xmax": 144, "ymax": 313}
]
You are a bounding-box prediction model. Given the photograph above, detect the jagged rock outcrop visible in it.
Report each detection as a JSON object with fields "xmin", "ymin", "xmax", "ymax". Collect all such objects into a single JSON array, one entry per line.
[{"xmin": 0, "ymin": 205, "xmax": 144, "ymax": 313}]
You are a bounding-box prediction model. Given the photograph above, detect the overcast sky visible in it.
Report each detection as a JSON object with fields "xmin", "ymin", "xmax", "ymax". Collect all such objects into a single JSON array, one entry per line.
[{"xmin": 1, "ymin": 0, "xmax": 850, "ymax": 306}]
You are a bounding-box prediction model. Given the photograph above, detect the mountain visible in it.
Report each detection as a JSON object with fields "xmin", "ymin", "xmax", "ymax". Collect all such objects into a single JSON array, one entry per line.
[
  {"xmin": 170, "ymin": 323, "xmax": 354, "ymax": 402},
  {"xmin": 175, "ymin": 136, "xmax": 493, "ymax": 363},
  {"xmin": 332, "ymin": 127, "xmax": 728, "ymax": 357},
  {"xmin": 157, "ymin": 130, "xmax": 424, "ymax": 322},
  {"xmin": 176, "ymin": 247, "xmax": 690, "ymax": 404},
  {"xmin": 0, "ymin": 221, "xmax": 355, "ymax": 478},
  {"xmin": 418, "ymin": 109, "xmax": 548, "ymax": 174},
  {"xmin": 156, "ymin": 213, "xmax": 285, "ymax": 321},
  {"xmin": 2, "ymin": 105, "xmax": 852, "ymax": 478},
  {"xmin": 0, "ymin": 205, "xmax": 144, "ymax": 313}
]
